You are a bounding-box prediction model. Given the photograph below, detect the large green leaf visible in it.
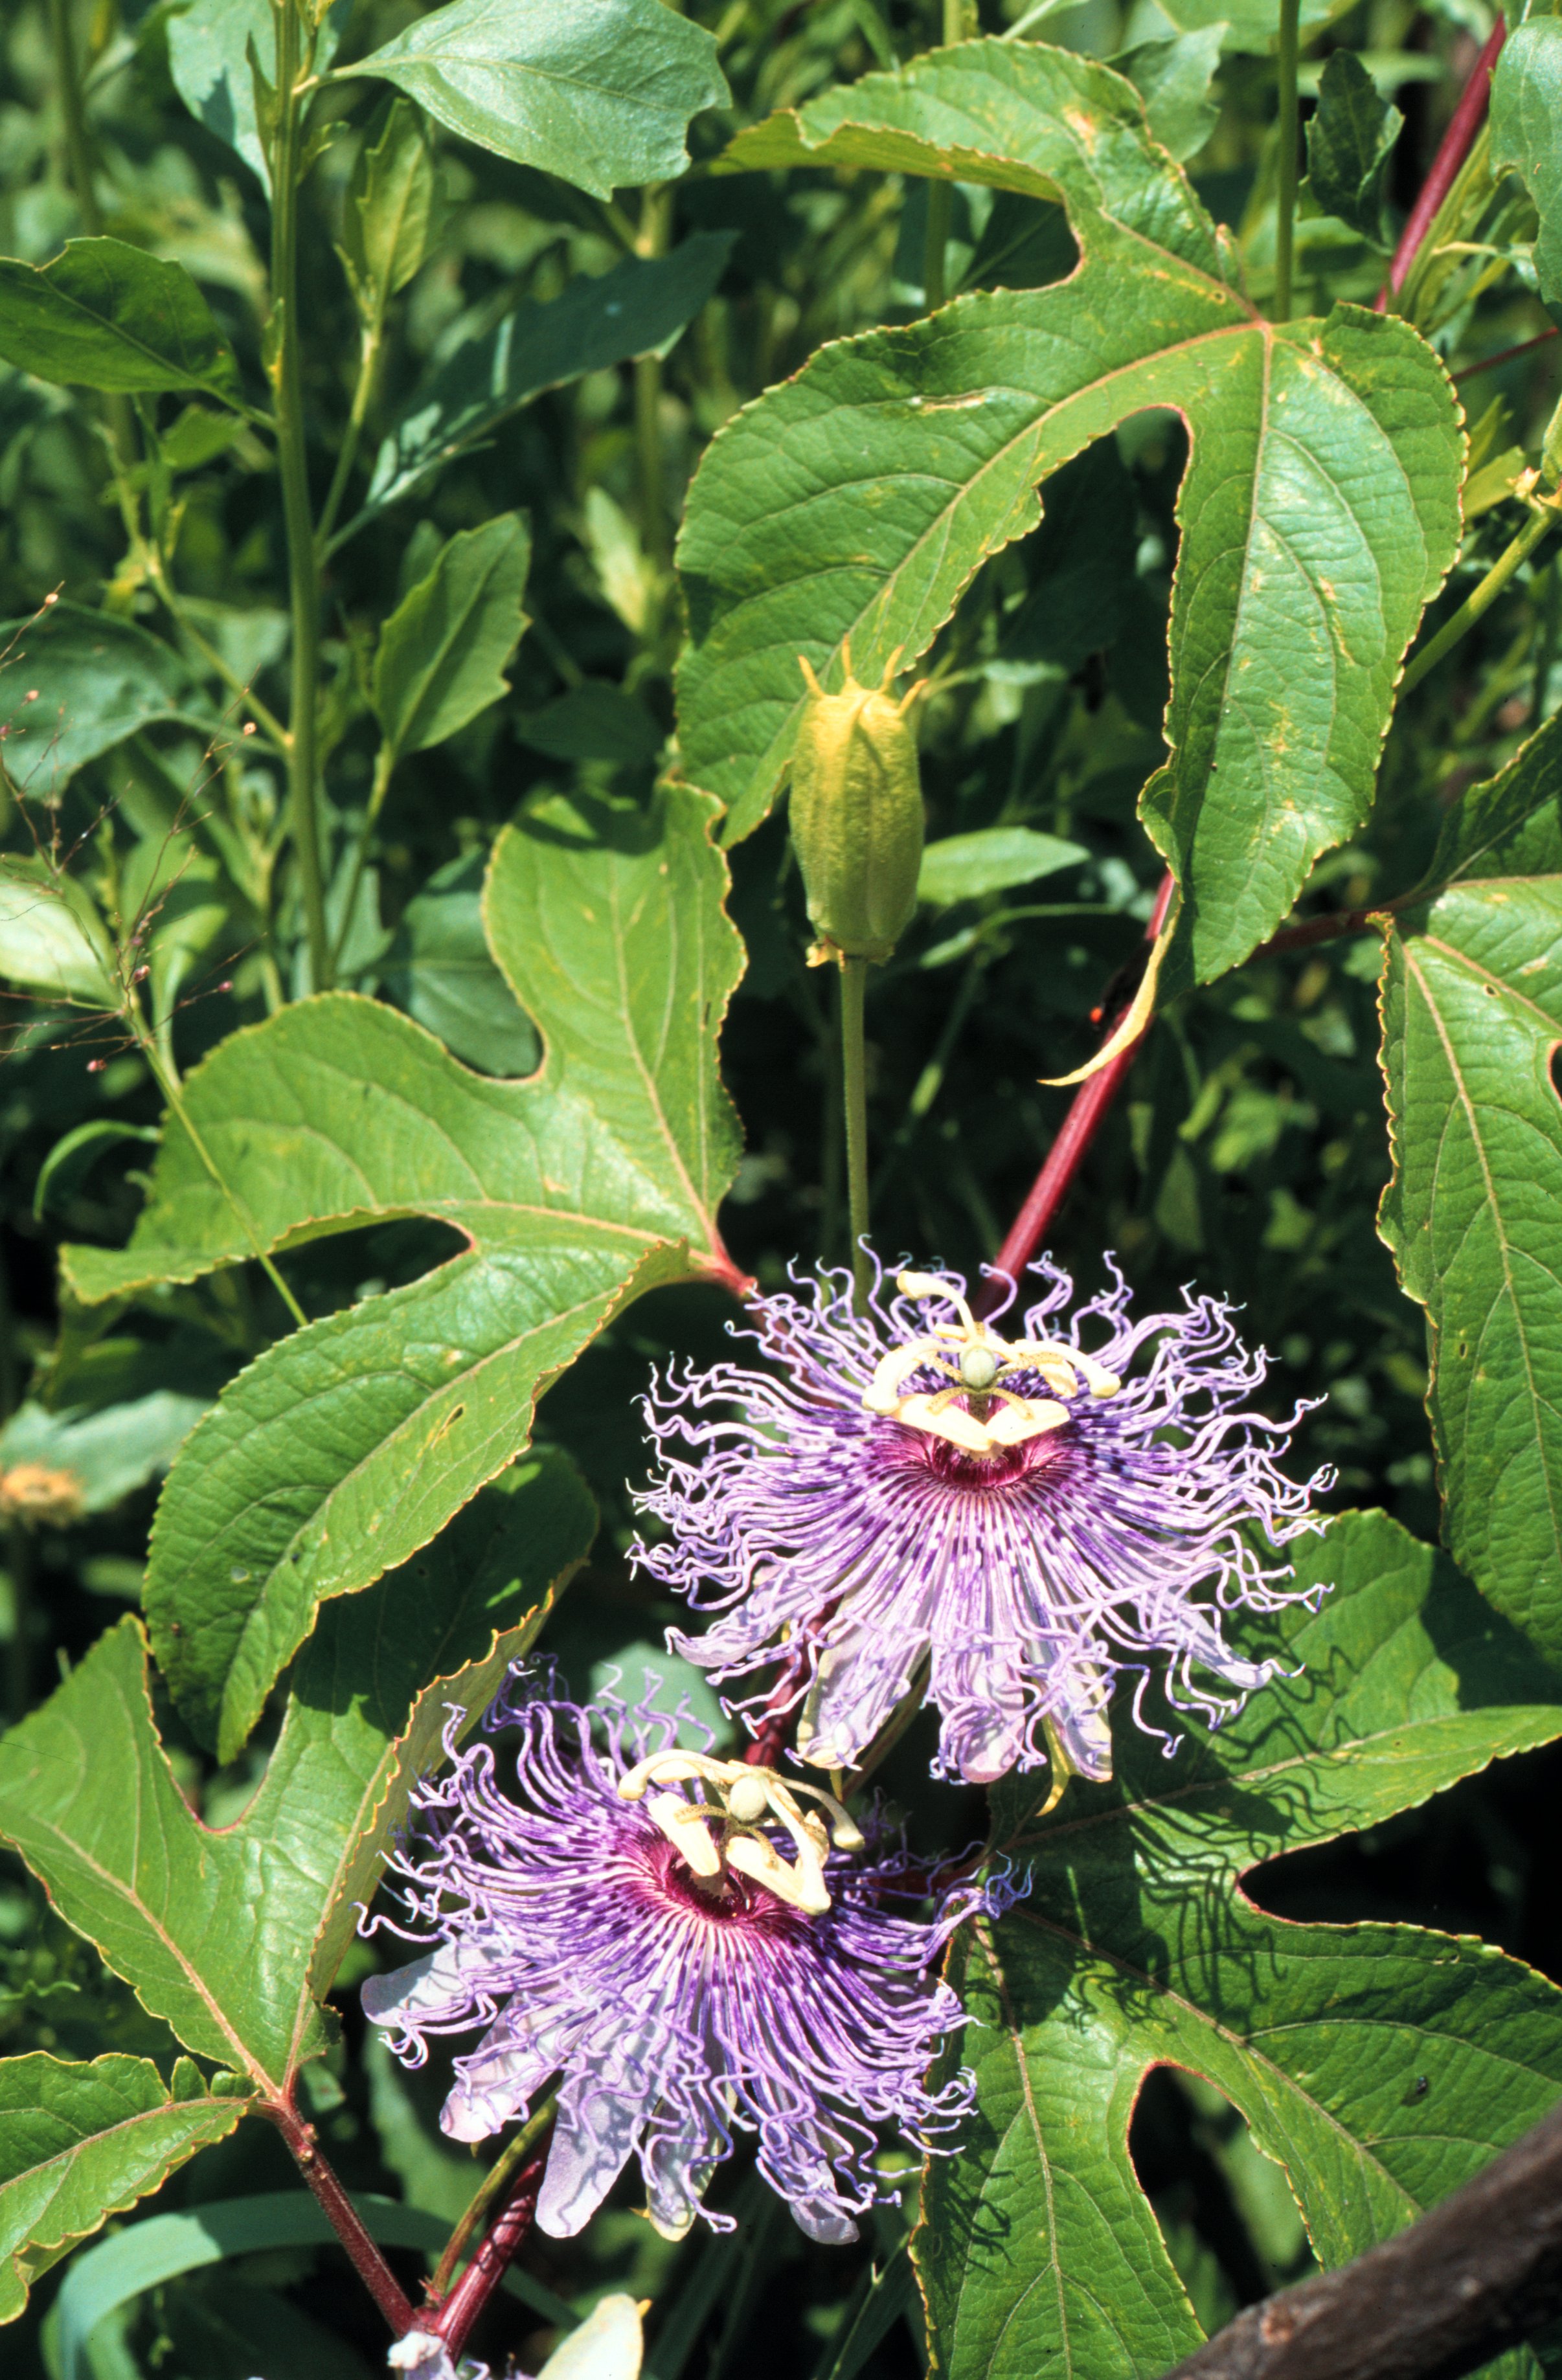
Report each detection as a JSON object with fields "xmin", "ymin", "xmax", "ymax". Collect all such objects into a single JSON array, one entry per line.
[
  {"xmin": 63, "ymin": 788, "xmax": 740, "ymax": 1757},
  {"xmin": 677, "ymin": 40, "xmax": 1462, "ymax": 985},
  {"xmin": 345, "ymin": 0, "xmax": 727, "ymax": 198},
  {"xmin": 370, "ymin": 513, "xmax": 530, "ymax": 760},
  {"xmin": 914, "ymin": 1510, "xmax": 1562, "ymax": 2380},
  {"xmin": 0, "ymin": 604, "xmax": 211, "ymax": 791},
  {"xmin": 356, "ymin": 234, "xmax": 734, "ymax": 527},
  {"xmin": 0, "ymin": 860, "xmax": 117, "ymax": 1008},
  {"xmin": 0, "ymin": 2053, "xmax": 245, "ymax": 2324},
  {"xmin": 1491, "ymin": 16, "xmax": 1562, "ymax": 314},
  {"xmin": 0, "ymin": 1451, "xmax": 592, "ymax": 2096},
  {"xmin": 0, "ymin": 240, "xmax": 242, "ymax": 400},
  {"xmin": 1378, "ymin": 874, "xmax": 1562, "ymax": 1667}
]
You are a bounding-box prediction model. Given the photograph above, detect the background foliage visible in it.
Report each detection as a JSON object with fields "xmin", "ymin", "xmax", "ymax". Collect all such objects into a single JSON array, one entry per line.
[{"xmin": 2, "ymin": 0, "xmax": 1562, "ymax": 2373}]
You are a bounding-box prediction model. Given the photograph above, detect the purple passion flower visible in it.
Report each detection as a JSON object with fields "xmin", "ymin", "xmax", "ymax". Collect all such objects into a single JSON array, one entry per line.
[
  {"xmin": 633, "ymin": 1257, "xmax": 1331, "ymax": 1787},
  {"xmin": 361, "ymin": 1675, "xmax": 986, "ymax": 2245}
]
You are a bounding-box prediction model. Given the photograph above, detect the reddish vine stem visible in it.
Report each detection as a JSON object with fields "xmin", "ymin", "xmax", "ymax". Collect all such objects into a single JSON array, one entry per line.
[
  {"xmin": 425, "ymin": 2127, "xmax": 555, "ymax": 2361},
  {"xmin": 264, "ymin": 2098, "xmax": 416, "ymax": 2335},
  {"xmin": 1374, "ymin": 17, "xmax": 1505, "ymax": 313},
  {"xmin": 971, "ymin": 870, "xmax": 1174, "ymax": 1320},
  {"xmin": 1454, "ymin": 327, "xmax": 1561, "ymax": 385}
]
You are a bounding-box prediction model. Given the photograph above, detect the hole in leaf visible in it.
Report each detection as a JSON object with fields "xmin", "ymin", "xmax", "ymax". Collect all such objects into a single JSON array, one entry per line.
[
  {"xmin": 1551, "ymin": 1044, "xmax": 1562, "ymax": 1105},
  {"xmin": 1128, "ymin": 2069, "xmax": 1313, "ymax": 2331}
]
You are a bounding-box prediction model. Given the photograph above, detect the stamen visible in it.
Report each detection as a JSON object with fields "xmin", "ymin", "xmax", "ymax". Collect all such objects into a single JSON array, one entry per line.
[{"xmin": 617, "ymin": 1751, "xmax": 862, "ymax": 1913}]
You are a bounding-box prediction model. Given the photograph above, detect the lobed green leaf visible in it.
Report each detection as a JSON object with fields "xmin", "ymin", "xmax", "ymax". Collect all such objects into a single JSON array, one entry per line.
[
  {"xmin": 0, "ymin": 2053, "xmax": 246, "ymax": 2325},
  {"xmin": 918, "ymin": 1510, "xmax": 1562, "ymax": 2379},
  {"xmin": 1379, "ymin": 873, "xmax": 1562, "ymax": 1667},
  {"xmin": 678, "ymin": 41, "xmax": 1462, "ymax": 984},
  {"xmin": 0, "ymin": 1450, "xmax": 592, "ymax": 2094},
  {"xmin": 65, "ymin": 789, "xmax": 740, "ymax": 1757}
]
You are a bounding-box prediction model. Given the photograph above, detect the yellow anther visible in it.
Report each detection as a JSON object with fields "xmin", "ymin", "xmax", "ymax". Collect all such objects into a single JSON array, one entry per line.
[{"xmin": 616, "ymin": 1752, "xmax": 862, "ymax": 1913}]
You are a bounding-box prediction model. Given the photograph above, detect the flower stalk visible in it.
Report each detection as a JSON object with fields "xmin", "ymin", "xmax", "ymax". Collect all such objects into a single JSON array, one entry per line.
[
  {"xmin": 269, "ymin": 0, "xmax": 331, "ymax": 993},
  {"xmin": 1273, "ymin": 0, "xmax": 1302, "ymax": 321}
]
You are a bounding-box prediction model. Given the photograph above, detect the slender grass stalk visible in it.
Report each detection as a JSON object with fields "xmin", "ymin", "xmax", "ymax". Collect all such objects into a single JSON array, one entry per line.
[
  {"xmin": 1273, "ymin": 0, "xmax": 1302, "ymax": 322},
  {"xmin": 922, "ymin": 0, "xmax": 966, "ymax": 310},
  {"xmin": 1400, "ymin": 498, "xmax": 1561, "ymax": 700},
  {"xmin": 269, "ymin": 0, "xmax": 330, "ymax": 993},
  {"xmin": 130, "ymin": 1002, "xmax": 308, "ymax": 1329},
  {"xmin": 327, "ymin": 740, "xmax": 394, "ymax": 981},
  {"xmin": 635, "ymin": 186, "xmax": 672, "ymax": 567},
  {"xmin": 839, "ymin": 958, "xmax": 871, "ymax": 1308}
]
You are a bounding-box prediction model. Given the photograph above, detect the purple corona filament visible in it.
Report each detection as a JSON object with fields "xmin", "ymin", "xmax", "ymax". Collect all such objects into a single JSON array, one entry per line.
[
  {"xmin": 362, "ymin": 1675, "xmax": 986, "ymax": 2246},
  {"xmin": 632, "ymin": 1255, "xmax": 1331, "ymax": 1786}
]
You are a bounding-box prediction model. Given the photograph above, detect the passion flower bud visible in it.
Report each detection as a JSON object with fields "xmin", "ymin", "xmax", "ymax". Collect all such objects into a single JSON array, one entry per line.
[{"xmin": 789, "ymin": 645, "xmax": 924, "ymax": 966}]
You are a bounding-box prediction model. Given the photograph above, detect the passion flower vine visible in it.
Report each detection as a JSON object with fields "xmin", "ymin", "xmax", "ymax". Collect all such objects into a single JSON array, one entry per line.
[
  {"xmin": 632, "ymin": 1256, "xmax": 1333, "ymax": 1788},
  {"xmin": 361, "ymin": 1673, "xmax": 992, "ymax": 2246}
]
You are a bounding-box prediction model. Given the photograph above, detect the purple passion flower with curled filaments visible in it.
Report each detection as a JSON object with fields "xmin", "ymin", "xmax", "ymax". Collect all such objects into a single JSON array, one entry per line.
[
  {"xmin": 360, "ymin": 1673, "xmax": 990, "ymax": 2246},
  {"xmin": 633, "ymin": 1256, "xmax": 1332, "ymax": 1790}
]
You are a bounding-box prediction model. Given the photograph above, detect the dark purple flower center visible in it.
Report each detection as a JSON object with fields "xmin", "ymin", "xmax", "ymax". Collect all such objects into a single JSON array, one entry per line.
[{"xmin": 633, "ymin": 1826, "xmax": 808, "ymax": 1942}]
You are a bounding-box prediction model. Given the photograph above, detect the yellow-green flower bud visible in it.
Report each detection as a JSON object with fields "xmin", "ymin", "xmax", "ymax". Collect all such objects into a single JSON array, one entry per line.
[{"xmin": 789, "ymin": 646, "xmax": 925, "ymax": 967}]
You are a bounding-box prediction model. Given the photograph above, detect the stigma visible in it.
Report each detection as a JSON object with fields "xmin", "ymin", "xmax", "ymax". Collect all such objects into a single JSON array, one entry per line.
[
  {"xmin": 617, "ymin": 1749, "xmax": 863, "ymax": 1914},
  {"xmin": 861, "ymin": 1271, "xmax": 1121, "ymax": 1457}
]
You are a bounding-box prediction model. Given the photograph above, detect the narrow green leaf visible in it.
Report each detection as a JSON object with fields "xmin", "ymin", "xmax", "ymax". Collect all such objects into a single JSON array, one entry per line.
[
  {"xmin": 916, "ymin": 827, "xmax": 1086, "ymax": 906},
  {"xmin": 381, "ymin": 852, "xmax": 541, "ymax": 1076},
  {"xmin": 1491, "ymin": 17, "xmax": 1562, "ymax": 314},
  {"xmin": 341, "ymin": 97, "xmax": 438, "ymax": 322},
  {"xmin": 0, "ymin": 2053, "xmax": 245, "ymax": 2325},
  {"xmin": 371, "ymin": 513, "xmax": 530, "ymax": 760},
  {"xmin": 34, "ymin": 1123, "xmax": 162, "ymax": 1224},
  {"xmin": 677, "ymin": 42, "xmax": 1462, "ymax": 985},
  {"xmin": 0, "ymin": 240, "xmax": 242, "ymax": 399},
  {"xmin": 52, "ymin": 2191, "xmax": 574, "ymax": 2379},
  {"xmin": 0, "ymin": 605, "xmax": 207, "ymax": 792},
  {"xmin": 918, "ymin": 1511, "xmax": 1562, "ymax": 2380},
  {"xmin": 346, "ymin": 0, "xmax": 727, "ymax": 198},
  {"xmin": 1305, "ymin": 48, "xmax": 1402, "ymax": 245},
  {"xmin": 0, "ymin": 1452, "xmax": 593, "ymax": 2094},
  {"xmin": 1379, "ymin": 876, "xmax": 1562, "ymax": 1665},
  {"xmin": 359, "ymin": 235, "xmax": 734, "ymax": 524},
  {"xmin": 65, "ymin": 789, "xmax": 741, "ymax": 1757}
]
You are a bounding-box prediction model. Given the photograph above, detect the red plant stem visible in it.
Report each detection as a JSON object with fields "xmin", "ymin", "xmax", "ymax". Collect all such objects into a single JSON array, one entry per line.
[
  {"xmin": 264, "ymin": 2098, "xmax": 416, "ymax": 2335},
  {"xmin": 1454, "ymin": 327, "xmax": 1562, "ymax": 385},
  {"xmin": 425, "ymin": 2132, "xmax": 554, "ymax": 2361},
  {"xmin": 972, "ymin": 870, "xmax": 1173, "ymax": 1321},
  {"xmin": 1375, "ymin": 17, "xmax": 1506, "ymax": 312}
]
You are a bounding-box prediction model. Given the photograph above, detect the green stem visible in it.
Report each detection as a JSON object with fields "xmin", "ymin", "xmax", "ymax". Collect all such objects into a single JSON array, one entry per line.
[
  {"xmin": 426, "ymin": 2098, "xmax": 558, "ymax": 2307},
  {"xmin": 839, "ymin": 958, "xmax": 871, "ymax": 1308},
  {"xmin": 923, "ymin": 0, "xmax": 964, "ymax": 311},
  {"xmin": 1400, "ymin": 499, "xmax": 1561, "ymax": 699},
  {"xmin": 136, "ymin": 1016, "xmax": 307, "ymax": 1329},
  {"xmin": 1273, "ymin": 0, "xmax": 1301, "ymax": 322},
  {"xmin": 635, "ymin": 187, "xmax": 672, "ymax": 567},
  {"xmin": 48, "ymin": 0, "xmax": 137, "ymax": 472},
  {"xmin": 146, "ymin": 555, "xmax": 288, "ymax": 750},
  {"xmin": 270, "ymin": 0, "xmax": 330, "ymax": 994},
  {"xmin": 328, "ymin": 740, "xmax": 394, "ymax": 980},
  {"xmin": 316, "ymin": 320, "xmax": 381, "ymax": 556}
]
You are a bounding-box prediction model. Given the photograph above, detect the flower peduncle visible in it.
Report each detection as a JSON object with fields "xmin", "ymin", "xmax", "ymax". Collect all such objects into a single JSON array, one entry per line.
[{"xmin": 616, "ymin": 1750, "xmax": 865, "ymax": 1914}]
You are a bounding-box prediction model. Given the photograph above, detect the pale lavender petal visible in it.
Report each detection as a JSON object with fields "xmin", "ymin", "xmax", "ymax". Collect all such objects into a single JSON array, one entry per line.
[{"xmin": 634, "ymin": 1253, "xmax": 1332, "ymax": 1783}]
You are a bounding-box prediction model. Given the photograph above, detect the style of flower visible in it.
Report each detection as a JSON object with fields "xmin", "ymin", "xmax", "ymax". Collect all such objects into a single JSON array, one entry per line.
[
  {"xmin": 633, "ymin": 1256, "xmax": 1331, "ymax": 1788},
  {"xmin": 361, "ymin": 1674, "xmax": 987, "ymax": 2246}
]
